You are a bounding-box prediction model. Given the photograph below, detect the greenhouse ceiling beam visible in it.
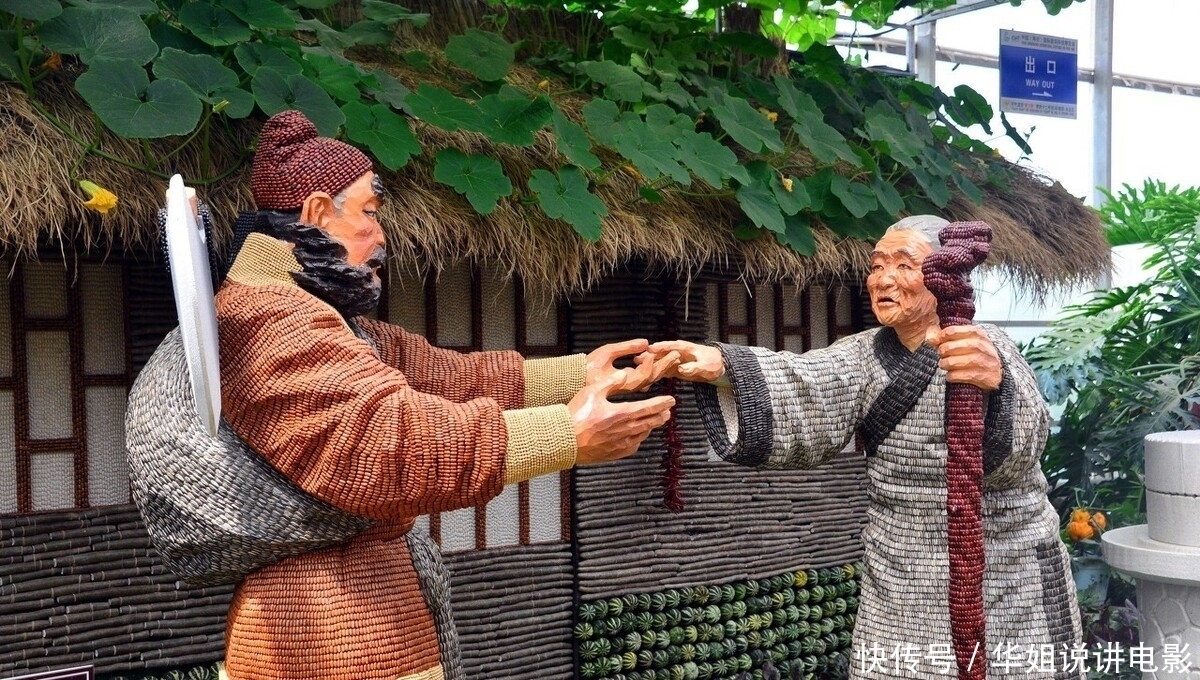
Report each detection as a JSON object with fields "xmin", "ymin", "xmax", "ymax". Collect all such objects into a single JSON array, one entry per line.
[{"xmin": 837, "ymin": 36, "xmax": 1200, "ymax": 98}]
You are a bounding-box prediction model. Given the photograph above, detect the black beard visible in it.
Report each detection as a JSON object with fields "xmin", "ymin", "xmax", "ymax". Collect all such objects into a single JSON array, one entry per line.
[{"xmin": 257, "ymin": 218, "xmax": 386, "ymax": 318}]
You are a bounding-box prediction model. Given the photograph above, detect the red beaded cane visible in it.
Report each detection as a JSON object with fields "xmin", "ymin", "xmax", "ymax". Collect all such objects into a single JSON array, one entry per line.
[{"xmin": 921, "ymin": 221, "xmax": 992, "ymax": 680}]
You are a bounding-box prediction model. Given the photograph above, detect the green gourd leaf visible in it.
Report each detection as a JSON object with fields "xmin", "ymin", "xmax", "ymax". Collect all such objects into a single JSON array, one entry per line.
[
  {"xmin": 775, "ymin": 213, "xmax": 817, "ymax": 256},
  {"xmin": 40, "ymin": 6, "xmax": 158, "ymax": 64},
  {"xmin": 581, "ymin": 60, "xmax": 646, "ymax": 103},
  {"xmin": 529, "ymin": 166, "xmax": 609, "ymax": 241},
  {"xmin": 0, "ymin": 0, "xmax": 61, "ymax": 21},
  {"xmin": 342, "ymin": 101, "xmax": 420, "ymax": 170},
  {"xmin": 707, "ymin": 89, "xmax": 784, "ymax": 154},
  {"xmin": 153, "ymin": 48, "xmax": 239, "ymax": 98},
  {"xmin": 736, "ymin": 173, "xmax": 785, "ymax": 234},
  {"xmin": 476, "ymin": 90, "xmax": 552, "ymax": 146},
  {"xmin": 829, "ymin": 174, "xmax": 878, "ymax": 218},
  {"xmin": 433, "ymin": 148, "xmax": 512, "ymax": 215},
  {"xmin": 405, "ymin": 83, "xmax": 485, "ymax": 132},
  {"xmin": 676, "ymin": 131, "xmax": 749, "ymax": 188},
  {"xmin": 178, "ymin": 2, "xmax": 251, "ymax": 47},
  {"xmin": 234, "ymin": 42, "xmax": 302, "ymax": 77},
  {"xmin": 445, "ymin": 29, "xmax": 513, "ymax": 82},
  {"xmin": 250, "ymin": 69, "xmax": 344, "ymax": 136},
  {"xmin": 75, "ymin": 58, "xmax": 202, "ymax": 138},
  {"xmin": 220, "ymin": 0, "xmax": 295, "ymax": 32},
  {"xmin": 550, "ymin": 106, "xmax": 601, "ymax": 172}
]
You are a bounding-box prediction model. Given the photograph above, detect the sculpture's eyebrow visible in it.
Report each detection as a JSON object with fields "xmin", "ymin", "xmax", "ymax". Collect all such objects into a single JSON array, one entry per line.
[{"xmin": 870, "ymin": 247, "xmax": 923, "ymax": 260}]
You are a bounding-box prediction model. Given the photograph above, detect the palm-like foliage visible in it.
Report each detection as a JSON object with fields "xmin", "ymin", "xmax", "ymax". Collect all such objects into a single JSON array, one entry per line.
[{"xmin": 1026, "ymin": 180, "xmax": 1200, "ymax": 526}]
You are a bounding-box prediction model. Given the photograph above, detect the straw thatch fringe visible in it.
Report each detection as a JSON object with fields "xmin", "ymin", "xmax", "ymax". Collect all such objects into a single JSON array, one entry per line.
[
  {"xmin": 0, "ymin": 506, "xmax": 232, "ymax": 678},
  {"xmin": 1, "ymin": 22, "xmax": 1106, "ymax": 298},
  {"xmin": 445, "ymin": 543, "xmax": 575, "ymax": 680}
]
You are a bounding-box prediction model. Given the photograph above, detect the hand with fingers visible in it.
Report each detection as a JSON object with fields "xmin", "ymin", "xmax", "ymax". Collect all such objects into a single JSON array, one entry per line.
[
  {"xmin": 568, "ymin": 377, "xmax": 677, "ymax": 465},
  {"xmin": 585, "ymin": 339, "xmax": 682, "ymax": 394},
  {"xmin": 643, "ymin": 340, "xmax": 726, "ymax": 383},
  {"xmin": 930, "ymin": 325, "xmax": 1002, "ymax": 391}
]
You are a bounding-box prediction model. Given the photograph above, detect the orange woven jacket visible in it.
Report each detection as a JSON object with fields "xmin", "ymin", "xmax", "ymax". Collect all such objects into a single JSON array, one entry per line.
[{"xmin": 215, "ymin": 234, "xmax": 581, "ymax": 680}]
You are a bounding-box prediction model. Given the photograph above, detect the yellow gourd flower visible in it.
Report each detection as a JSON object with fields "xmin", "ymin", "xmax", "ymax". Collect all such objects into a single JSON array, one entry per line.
[{"xmin": 79, "ymin": 180, "xmax": 118, "ymax": 215}]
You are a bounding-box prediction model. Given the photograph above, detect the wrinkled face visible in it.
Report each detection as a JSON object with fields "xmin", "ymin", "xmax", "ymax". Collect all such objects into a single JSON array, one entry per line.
[
  {"xmin": 317, "ymin": 171, "xmax": 385, "ymax": 270},
  {"xmin": 866, "ymin": 230, "xmax": 938, "ymax": 334}
]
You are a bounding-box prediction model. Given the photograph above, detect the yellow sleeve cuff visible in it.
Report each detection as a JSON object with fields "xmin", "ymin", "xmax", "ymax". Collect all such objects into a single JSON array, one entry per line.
[
  {"xmin": 523, "ymin": 354, "xmax": 586, "ymax": 407},
  {"xmin": 503, "ymin": 405, "xmax": 577, "ymax": 484}
]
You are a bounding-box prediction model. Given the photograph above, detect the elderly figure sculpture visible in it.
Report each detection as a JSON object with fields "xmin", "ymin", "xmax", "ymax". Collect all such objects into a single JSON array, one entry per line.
[
  {"xmin": 204, "ymin": 110, "xmax": 677, "ymax": 680},
  {"xmin": 649, "ymin": 215, "xmax": 1083, "ymax": 679}
]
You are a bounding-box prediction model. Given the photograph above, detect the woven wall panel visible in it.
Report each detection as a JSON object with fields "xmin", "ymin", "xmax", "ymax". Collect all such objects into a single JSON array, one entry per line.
[
  {"xmin": 780, "ymin": 284, "xmax": 802, "ymax": 327},
  {"xmin": 571, "ymin": 268, "xmax": 869, "ymax": 600},
  {"xmin": 86, "ymin": 386, "xmax": 129, "ymax": 507},
  {"xmin": 80, "ymin": 264, "xmax": 126, "ymax": 376},
  {"xmin": 480, "ymin": 266, "xmax": 515, "ymax": 351},
  {"xmin": 528, "ymin": 471, "xmax": 562, "ymax": 544},
  {"xmin": 29, "ymin": 451, "xmax": 74, "ymax": 512},
  {"xmin": 126, "ymin": 262, "xmax": 176, "ymax": 376},
  {"xmin": 440, "ymin": 506, "xmax": 476, "ymax": 553},
  {"xmin": 524, "ymin": 284, "xmax": 559, "ymax": 348},
  {"xmin": 446, "ymin": 543, "xmax": 575, "ymax": 680},
  {"xmin": 0, "ymin": 506, "xmax": 232, "ymax": 677},
  {"xmin": 26, "ymin": 330, "xmax": 72, "ymax": 440},
  {"xmin": 809, "ymin": 286, "xmax": 830, "ymax": 349},
  {"xmin": 755, "ymin": 284, "xmax": 774, "ymax": 350},
  {"xmin": 0, "ymin": 277, "xmax": 11, "ymax": 378},
  {"xmin": 485, "ymin": 482, "xmax": 520, "ymax": 549},
  {"xmin": 23, "ymin": 263, "xmax": 67, "ymax": 320},
  {"xmin": 0, "ymin": 392, "xmax": 15, "ymax": 513},
  {"xmin": 705, "ymin": 282, "xmax": 720, "ymax": 342},
  {"xmin": 385, "ymin": 270, "xmax": 426, "ymax": 334},
  {"xmin": 437, "ymin": 264, "xmax": 472, "ymax": 347}
]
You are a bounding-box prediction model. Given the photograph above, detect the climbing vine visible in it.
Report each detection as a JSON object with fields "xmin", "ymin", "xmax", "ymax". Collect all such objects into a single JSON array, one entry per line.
[{"xmin": 0, "ymin": 0, "xmax": 1081, "ymax": 249}]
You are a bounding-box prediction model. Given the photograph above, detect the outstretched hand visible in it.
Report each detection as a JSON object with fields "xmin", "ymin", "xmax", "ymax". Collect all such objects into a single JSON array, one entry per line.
[
  {"xmin": 569, "ymin": 377, "xmax": 676, "ymax": 465},
  {"xmin": 586, "ymin": 339, "xmax": 681, "ymax": 394},
  {"xmin": 930, "ymin": 325, "xmax": 1002, "ymax": 391},
  {"xmin": 644, "ymin": 340, "xmax": 725, "ymax": 383}
]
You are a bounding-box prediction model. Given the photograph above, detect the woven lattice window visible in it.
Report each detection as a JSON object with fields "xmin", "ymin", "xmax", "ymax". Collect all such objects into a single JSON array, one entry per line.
[
  {"xmin": 0, "ymin": 261, "xmax": 131, "ymax": 515},
  {"xmin": 707, "ymin": 280, "xmax": 860, "ymax": 352},
  {"xmin": 381, "ymin": 262, "xmax": 571, "ymax": 552}
]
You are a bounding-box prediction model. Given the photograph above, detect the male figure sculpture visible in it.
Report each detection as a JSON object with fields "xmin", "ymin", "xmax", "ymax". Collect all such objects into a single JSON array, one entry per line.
[{"xmin": 211, "ymin": 110, "xmax": 675, "ymax": 679}]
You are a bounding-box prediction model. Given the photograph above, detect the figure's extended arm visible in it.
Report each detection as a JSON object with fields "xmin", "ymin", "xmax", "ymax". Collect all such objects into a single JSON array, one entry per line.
[
  {"xmin": 693, "ymin": 334, "xmax": 871, "ymax": 471},
  {"xmin": 354, "ymin": 316, "xmax": 585, "ymax": 408},
  {"xmin": 979, "ymin": 325, "xmax": 1051, "ymax": 488},
  {"xmin": 221, "ymin": 288, "xmax": 577, "ymax": 520}
]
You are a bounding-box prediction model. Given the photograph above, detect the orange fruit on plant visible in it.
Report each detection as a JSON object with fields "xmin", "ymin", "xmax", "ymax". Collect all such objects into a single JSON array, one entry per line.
[
  {"xmin": 1067, "ymin": 519, "xmax": 1094, "ymax": 541},
  {"xmin": 1071, "ymin": 508, "xmax": 1092, "ymax": 523},
  {"xmin": 1092, "ymin": 512, "xmax": 1107, "ymax": 530}
]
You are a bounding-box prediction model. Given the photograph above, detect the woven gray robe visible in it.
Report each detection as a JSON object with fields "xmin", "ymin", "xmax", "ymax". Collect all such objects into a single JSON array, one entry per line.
[{"xmin": 695, "ymin": 325, "xmax": 1084, "ymax": 679}]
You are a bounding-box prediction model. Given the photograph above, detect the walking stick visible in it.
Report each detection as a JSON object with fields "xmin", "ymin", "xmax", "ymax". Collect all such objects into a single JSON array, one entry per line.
[{"xmin": 921, "ymin": 221, "xmax": 993, "ymax": 680}]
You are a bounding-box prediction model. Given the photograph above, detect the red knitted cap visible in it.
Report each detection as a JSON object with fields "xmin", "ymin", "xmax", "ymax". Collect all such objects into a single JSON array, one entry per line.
[{"xmin": 250, "ymin": 110, "xmax": 373, "ymax": 211}]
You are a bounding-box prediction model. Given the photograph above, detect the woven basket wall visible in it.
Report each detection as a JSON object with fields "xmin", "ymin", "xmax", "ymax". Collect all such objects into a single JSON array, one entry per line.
[
  {"xmin": 445, "ymin": 544, "xmax": 576, "ymax": 679},
  {"xmin": 0, "ymin": 506, "xmax": 233, "ymax": 677},
  {"xmin": 0, "ymin": 259, "xmax": 235, "ymax": 678}
]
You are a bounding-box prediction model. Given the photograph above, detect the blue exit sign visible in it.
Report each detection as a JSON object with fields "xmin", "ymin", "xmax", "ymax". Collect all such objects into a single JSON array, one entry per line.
[{"xmin": 999, "ymin": 29, "xmax": 1078, "ymax": 119}]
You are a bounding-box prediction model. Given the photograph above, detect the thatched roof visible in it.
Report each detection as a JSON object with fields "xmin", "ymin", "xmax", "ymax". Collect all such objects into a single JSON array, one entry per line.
[{"xmin": 0, "ymin": 50, "xmax": 1106, "ymax": 296}]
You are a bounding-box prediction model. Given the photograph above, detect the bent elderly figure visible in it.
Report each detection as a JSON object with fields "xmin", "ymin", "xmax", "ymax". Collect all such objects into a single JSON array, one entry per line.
[
  {"xmin": 648, "ymin": 216, "xmax": 1083, "ymax": 679},
  {"xmin": 169, "ymin": 111, "xmax": 677, "ymax": 680}
]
